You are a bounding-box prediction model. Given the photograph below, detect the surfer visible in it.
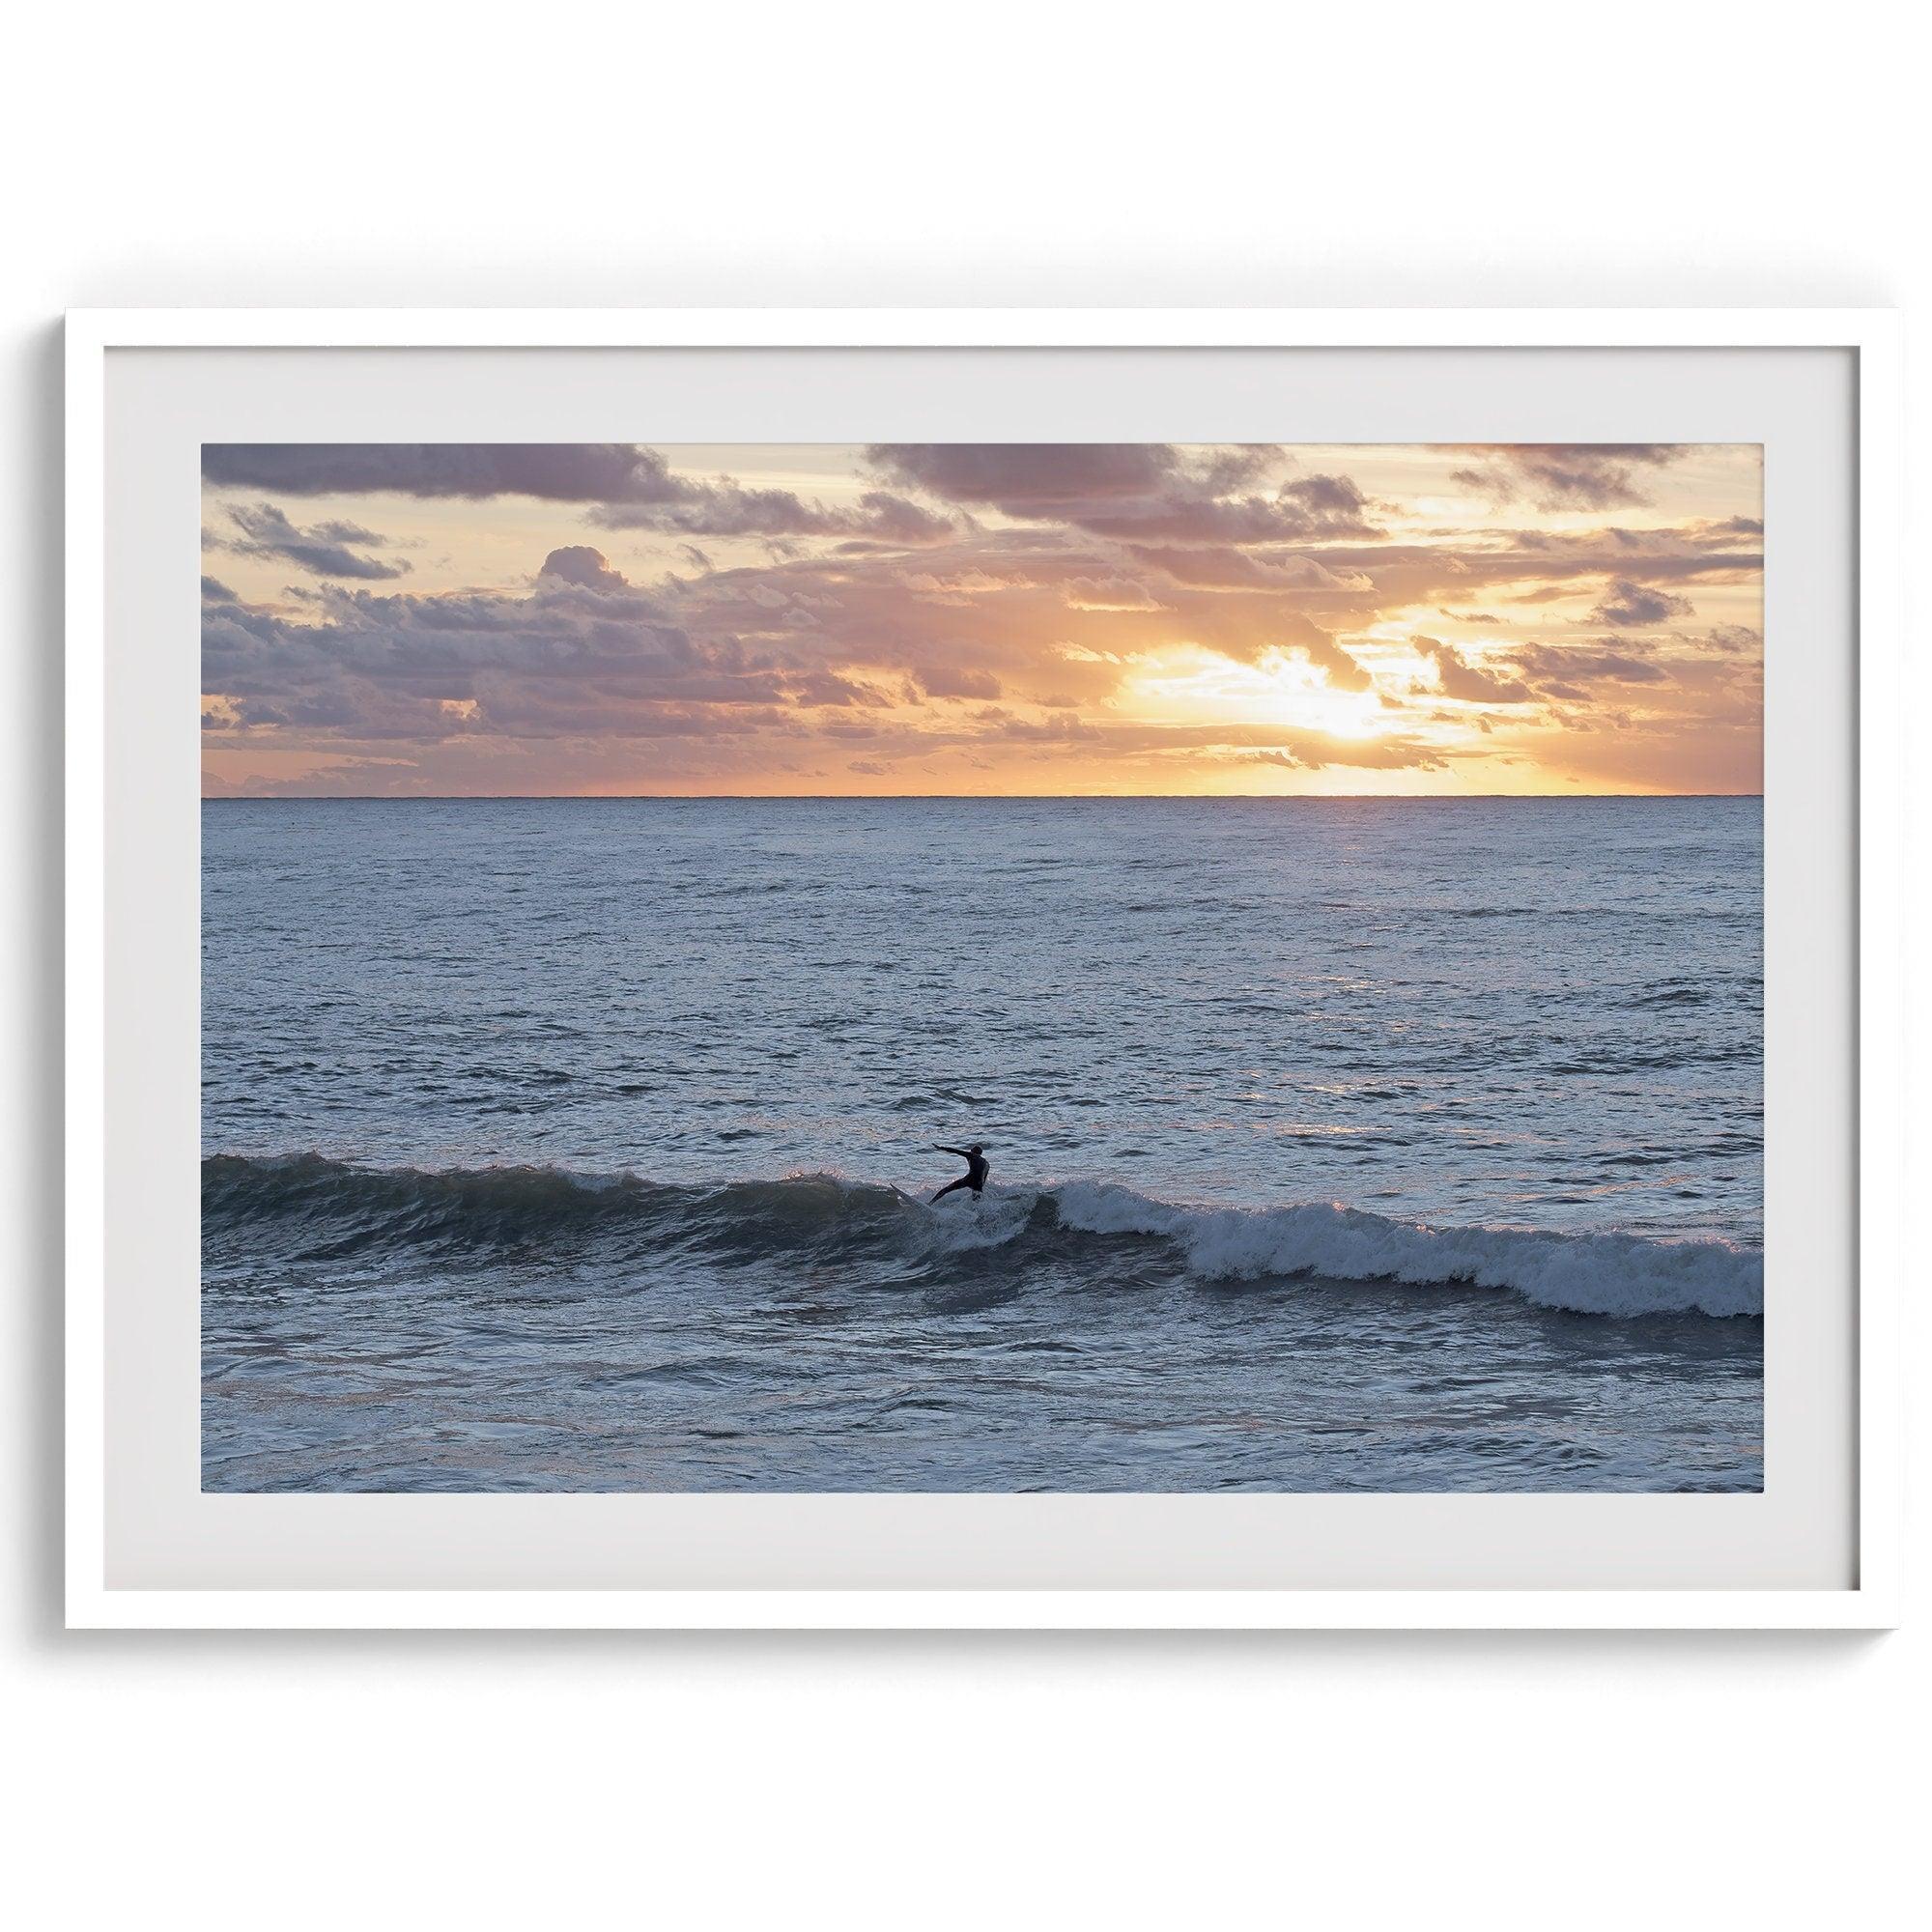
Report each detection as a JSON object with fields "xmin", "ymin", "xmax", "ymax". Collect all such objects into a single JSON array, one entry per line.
[{"xmin": 931, "ymin": 1143, "xmax": 990, "ymax": 1203}]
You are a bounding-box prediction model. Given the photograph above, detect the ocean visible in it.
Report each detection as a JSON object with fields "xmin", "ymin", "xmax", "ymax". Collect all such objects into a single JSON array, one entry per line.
[{"xmin": 202, "ymin": 796, "xmax": 1763, "ymax": 1492}]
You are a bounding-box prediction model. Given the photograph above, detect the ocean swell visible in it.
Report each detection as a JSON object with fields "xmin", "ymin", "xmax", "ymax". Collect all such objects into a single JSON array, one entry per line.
[
  {"xmin": 203, "ymin": 1153, "xmax": 1762, "ymax": 1321},
  {"xmin": 1048, "ymin": 1180, "xmax": 1760, "ymax": 1319}
]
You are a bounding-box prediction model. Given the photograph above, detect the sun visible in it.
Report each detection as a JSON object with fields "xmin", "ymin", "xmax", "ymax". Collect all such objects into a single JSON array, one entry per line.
[{"xmin": 1116, "ymin": 643, "xmax": 1391, "ymax": 740}]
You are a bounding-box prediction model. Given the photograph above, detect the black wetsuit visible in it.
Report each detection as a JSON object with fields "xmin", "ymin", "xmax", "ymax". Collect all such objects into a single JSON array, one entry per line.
[{"xmin": 932, "ymin": 1145, "xmax": 989, "ymax": 1202}]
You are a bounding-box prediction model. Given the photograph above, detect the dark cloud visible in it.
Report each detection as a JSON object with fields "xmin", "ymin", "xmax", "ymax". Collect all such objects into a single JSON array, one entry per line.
[
  {"xmin": 202, "ymin": 562, "xmax": 788, "ymax": 747},
  {"xmin": 538, "ymin": 545, "xmax": 630, "ymax": 589},
  {"xmin": 850, "ymin": 491, "xmax": 958, "ymax": 544},
  {"xmin": 203, "ymin": 443, "xmax": 694, "ymax": 502},
  {"xmin": 587, "ymin": 482, "xmax": 959, "ymax": 543},
  {"xmin": 1280, "ymin": 474, "xmax": 1372, "ymax": 519},
  {"xmin": 1303, "ymin": 528, "xmax": 1758, "ymax": 617},
  {"xmin": 914, "ymin": 665, "xmax": 1003, "ymax": 700},
  {"xmin": 202, "ymin": 575, "xmax": 238, "ymax": 603},
  {"xmin": 1702, "ymin": 624, "xmax": 1762, "ymax": 655},
  {"xmin": 867, "ymin": 443, "xmax": 1173, "ymax": 508},
  {"xmin": 1415, "ymin": 637, "xmax": 1535, "ymax": 704},
  {"xmin": 200, "ymin": 540, "xmax": 991, "ymax": 761},
  {"xmin": 213, "ymin": 501, "xmax": 411, "ymax": 580},
  {"xmin": 789, "ymin": 671, "xmax": 892, "ymax": 708},
  {"xmin": 1509, "ymin": 642, "xmax": 1670, "ymax": 687},
  {"xmin": 867, "ymin": 443, "xmax": 1379, "ymax": 544},
  {"xmin": 201, "ymin": 443, "xmax": 962, "ymax": 546},
  {"xmin": 1588, "ymin": 578, "xmax": 1696, "ymax": 627},
  {"xmin": 1127, "ymin": 546, "xmax": 1373, "ymax": 592},
  {"xmin": 1451, "ymin": 445, "xmax": 1686, "ymax": 511},
  {"xmin": 977, "ymin": 708, "xmax": 1104, "ymax": 744}
]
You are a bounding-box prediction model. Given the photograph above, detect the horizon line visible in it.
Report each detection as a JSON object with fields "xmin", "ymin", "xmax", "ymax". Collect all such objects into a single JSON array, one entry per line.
[{"xmin": 201, "ymin": 790, "xmax": 1765, "ymax": 803}]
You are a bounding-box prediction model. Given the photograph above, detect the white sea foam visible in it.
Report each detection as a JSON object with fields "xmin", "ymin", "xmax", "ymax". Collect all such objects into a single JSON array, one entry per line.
[{"xmin": 1045, "ymin": 1180, "xmax": 1762, "ymax": 1319}]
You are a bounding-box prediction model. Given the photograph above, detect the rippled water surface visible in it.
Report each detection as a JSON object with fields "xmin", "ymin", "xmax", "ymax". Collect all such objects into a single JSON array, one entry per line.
[{"xmin": 203, "ymin": 797, "xmax": 1763, "ymax": 1492}]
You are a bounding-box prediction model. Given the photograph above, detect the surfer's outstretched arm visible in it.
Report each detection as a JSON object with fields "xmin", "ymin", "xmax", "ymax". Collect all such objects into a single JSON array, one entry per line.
[
  {"xmin": 931, "ymin": 1177, "xmax": 973, "ymax": 1203},
  {"xmin": 933, "ymin": 1145, "xmax": 971, "ymax": 1160}
]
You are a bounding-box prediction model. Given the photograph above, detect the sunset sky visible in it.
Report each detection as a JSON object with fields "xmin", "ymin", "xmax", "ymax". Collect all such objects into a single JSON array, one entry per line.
[{"xmin": 201, "ymin": 442, "xmax": 1762, "ymax": 796}]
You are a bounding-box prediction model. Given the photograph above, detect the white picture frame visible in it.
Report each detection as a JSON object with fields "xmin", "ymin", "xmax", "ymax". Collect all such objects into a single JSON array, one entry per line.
[{"xmin": 65, "ymin": 308, "xmax": 1902, "ymax": 1630}]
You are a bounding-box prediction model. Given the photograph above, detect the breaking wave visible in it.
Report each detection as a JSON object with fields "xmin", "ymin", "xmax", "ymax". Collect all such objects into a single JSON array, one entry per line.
[{"xmin": 203, "ymin": 1153, "xmax": 1763, "ymax": 1321}]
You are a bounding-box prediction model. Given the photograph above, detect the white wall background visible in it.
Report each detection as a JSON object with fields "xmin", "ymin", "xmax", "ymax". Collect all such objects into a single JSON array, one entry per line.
[{"xmin": 4, "ymin": 5, "xmax": 1920, "ymax": 1925}]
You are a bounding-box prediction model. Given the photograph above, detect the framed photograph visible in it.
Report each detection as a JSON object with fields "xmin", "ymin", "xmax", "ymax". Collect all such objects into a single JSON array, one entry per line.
[{"xmin": 66, "ymin": 310, "xmax": 1900, "ymax": 1628}]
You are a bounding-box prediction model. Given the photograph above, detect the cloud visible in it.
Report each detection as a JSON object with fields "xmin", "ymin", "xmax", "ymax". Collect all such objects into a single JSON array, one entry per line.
[
  {"xmin": 1451, "ymin": 445, "xmax": 1686, "ymax": 510},
  {"xmin": 212, "ymin": 501, "xmax": 412, "ymax": 581},
  {"xmin": 1588, "ymin": 578, "xmax": 1695, "ymax": 627},
  {"xmin": 1127, "ymin": 546, "xmax": 1374, "ymax": 592},
  {"xmin": 867, "ymin": 443, "xmax": 1173, "ymax": 509},
  {"xmin": 201, "ymin": 443, "xmax": 962, "ymax": 546},
  {"xmin": 665, "ymin": 523, "xmax": 1397, "ymax": 703},
  {"xmin": 1291, "ymin": 527, "xmax": 1757, "ymax": 625},
  {"xmin": 203, "ymin": 561, "xmax": 792, "ymax": 747},
  {"xmin": 1510, "ymin": 642, "xmax": 1669, "ymax": 687},
  {"xmin": 1702, "ymin": 623, "xmax": 1762, "ymax": 655},
  {"xmin": 866, "ymin": 443, "xmax": 1379, "ymax": 543},
  {"xmin": 849, "ymin": 492, "xmax": 958, "ymax": 544},
  {"xmin": 913, "ymin": 665, "xmax": 1003, "ymax": 699},
  {"xmin": 790, "ymin": 671, "xmax": 892, "ymax": 708},
  {"xmin": 538, "ymin": 545, "xmax": 630, "ymax": 589},
  {"xmin": 586, "ymin": 482, "xmax": 959, "ymax": 543},
  {"xmin": 204, "ymin": 443, "xmax": 698, "ymax": 502},
  {"xmin": 1414, "ymin": 637, "xmax": 1534, "ymax": 704},
  {"xmin": 1245, "ymin": 734, "xmax": 1448, "ymax": 772},
  {"xmin": 1064, "ymin": 575, "xmax": 1163, "ymax": 611}
]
